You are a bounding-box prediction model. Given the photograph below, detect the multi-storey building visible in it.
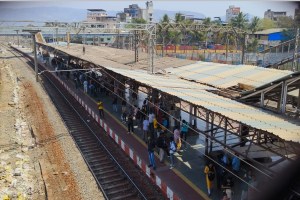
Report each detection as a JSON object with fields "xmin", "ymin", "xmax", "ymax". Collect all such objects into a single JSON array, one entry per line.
[
  {"xmin": 86, "ymin": 9, "xmax": 108, "ymax": 22},
  {"xmin": 122, "ymin": 1, "xmax": 153, "ymax": 23},
  {"xmin": 226, "ymin": 5, "xmax": 240, "ymax": 22},
  {"xmin": 264, "ymin": 9, "xmax": 287, "ymax": 21}
]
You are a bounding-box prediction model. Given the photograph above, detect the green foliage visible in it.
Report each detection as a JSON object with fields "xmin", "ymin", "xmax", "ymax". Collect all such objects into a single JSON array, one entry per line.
[
  {"xmin": 295, "ymin": 10, "xmax": 300, "ymax": 28},
  {"xmin": 281, "ymin": 29, "xmax": 296, "ymax": 42},
  {"xmin": 258, "ymin": 18, "xmax": 276, "ymax": 30},
  {"xmin": 131, "ymin": 18, "xmax": 147, "ymax": 24},
  {"xmin": 230, "ymin": 12, "xmax": 248, "ymax": 29},
  {"xmin": 175, "ymin": 13, "xmax": 184, "ymax": 23},
  {"xmin": 246, "ymin": 38, "xmax": 259, "ymax": 52},
  {"xmin": 203, "ymin": 17, "xmax": 212, "ymax": 26},
  {"xmin": 276, "ymin": 16, "xmax": 295, "ymax": 28},
  {"xmin": 248, "ymin": 16, "xmax": 260, "ymax": 33}
]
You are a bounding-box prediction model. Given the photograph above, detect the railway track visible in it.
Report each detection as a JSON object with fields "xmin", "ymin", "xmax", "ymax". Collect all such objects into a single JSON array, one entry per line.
[{"xmin": 3, "ymin": 43, "xmax": 165, "ymax": 200}]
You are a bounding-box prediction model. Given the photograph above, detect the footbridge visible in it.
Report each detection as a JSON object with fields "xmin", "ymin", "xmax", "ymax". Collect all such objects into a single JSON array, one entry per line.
[{"xmin": 258, "ymin": 29, "xmax": 300, "ymax": 70}]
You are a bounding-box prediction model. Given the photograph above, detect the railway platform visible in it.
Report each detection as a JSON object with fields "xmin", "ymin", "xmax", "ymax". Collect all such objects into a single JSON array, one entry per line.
[{"xmin": 14, "ymin": 45, "xmax": 248, "ymax": 200}]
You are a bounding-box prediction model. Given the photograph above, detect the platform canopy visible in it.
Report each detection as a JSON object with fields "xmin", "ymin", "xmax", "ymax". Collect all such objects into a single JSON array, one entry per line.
[
  {"xmin": 38, "ymin": 42, "xmax": 300, "ymax": 143},
  {"xmin": 164, "ymin": 61, "xmax": 293, "ymax": 89},
  {"xmin": 106, "ymin": 67, "xmax": 300, "ymax": 143}
]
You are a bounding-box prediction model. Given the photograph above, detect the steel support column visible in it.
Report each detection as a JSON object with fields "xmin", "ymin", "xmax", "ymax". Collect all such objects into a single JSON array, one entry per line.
[
  {"xmin": 292, "ymin": 28, "xmax": 299, "ymax": 72},
  {"xmin": 209, "ymin": 113, "xmax": 215, "ymax": 153},
  {"xmin": 277, "ymin": 82, "xmax": 283, "ymax": 111},
  {"xmin": 134, "ymin": 30, "xmax": 139, "ymax": 62},
  {"xmin": 224, "ymin": 118, "xmax": 228, "ymax": 145},
  {"xmin": 189, "ymin": 105, "xmax": 193, "ymax": 125},
  {"xmin": 205, "ymin": 111, "xmax": 209, "ymax": 155},
  {"xmin": 193, "ymin": 106, "xmax": 197, "ymax": 128},
  {"xmin": 260, "ymin": 91, "xmax": 265, "ymax": 107},
  {"xmin": 297, "ymin": 87, "xmax": 300, "ymax": 110},
  {"xmin": 281, "ymin": 81, "xmax": 288, "ymax": 113}
]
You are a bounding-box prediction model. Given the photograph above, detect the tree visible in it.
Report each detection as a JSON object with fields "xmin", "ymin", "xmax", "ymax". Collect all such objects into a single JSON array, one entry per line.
[
  {"xmin": 247, "ymin": 38, "xmax": 259, "ymax": 52},
  {"xmin": 249, "ymin": 16, "xmax": 260, "ymax": 34},
  {"xmin": 157, "ymin": 14, "xmax": 171, "ymax": 56},
  {"xmin": 203, "ymin": 17, "xmax": 212, "ymax": 26},
  {"xmin": 162, "ymin": 14, "xmax": 170, "ymax": 23},
  {"xmin": 174, "ymin": 13, "xmax": 184, "ymax": 23},
  {"xmin": 295, "ymin": 9, "xmax": 300, "ymax": 28},
  {"xmin": 230, "ymin": 12, "xmax": 248, "ymax": 29},
  {"xmin": 131, "ymin": 18, "xmax": 147, "ymax": 24},
  {"xmin": 258, "ymin": 18, "xmax": 276, "ymax": 30},
  {"xmin": 276, "ymin": 16, "xmax": 295, "ymax": 28}
]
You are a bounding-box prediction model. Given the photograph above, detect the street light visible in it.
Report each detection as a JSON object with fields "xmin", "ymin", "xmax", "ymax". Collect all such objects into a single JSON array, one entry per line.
[
  {"xmin": 14, "ymin": 30, "xmax": 20, "ymax": 47},
  {"xmin": 22, "ymin": 29, "xmax": 41, "ymax": 82}
]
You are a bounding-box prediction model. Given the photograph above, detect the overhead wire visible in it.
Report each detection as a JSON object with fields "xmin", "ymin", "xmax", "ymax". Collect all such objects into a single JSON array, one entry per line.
[
  {"xmin": 44, "ymin": 56, "xmax": 272, "ymax": 189},
  {"xmin": 39, "ymin": 44, "xmax": 274, "ymax": 189}
]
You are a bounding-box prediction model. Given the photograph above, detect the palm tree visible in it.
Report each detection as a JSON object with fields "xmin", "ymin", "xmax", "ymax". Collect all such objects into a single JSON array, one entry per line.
[
  {"xmin": 175, "ymin": 13, "xmax": 184, "ymax": 23},
  {"xmin": 231, "ymin": 12, "xmax": 248, "ymax": 30},
  {"xmin": 202, "ymin": 17, "xmax": 212, "ymax": 48},
  {"xmin": 158, "ymin": 14, "xmax": 171, "ymax": 56},
  {"xmin": 249, "ymin": 16, "xmax": 260, "ymax": 34},
  {"xmin": 203, "ymin": 17, "xmax": 212, "ymax": 26}
]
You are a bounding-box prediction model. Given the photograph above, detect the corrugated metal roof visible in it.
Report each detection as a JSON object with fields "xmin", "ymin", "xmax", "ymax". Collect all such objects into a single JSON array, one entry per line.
[
  {"xmin": 40, "ymin": 43, "xmax": 300, "ymax": 143},
  {"xmin": 107, "ymin": 67, "xmax": 300, "ymax": 143},
  {"xmin": 165, "ymin": 61, "xmax": 293, "ymax": 89},
  {"xmin": 254, "ymin": 28, "xmax": 284, "ymax": 35},
  {"xmin": 42, "ymin": 43, "xmax": 196, "ymax": 70}
]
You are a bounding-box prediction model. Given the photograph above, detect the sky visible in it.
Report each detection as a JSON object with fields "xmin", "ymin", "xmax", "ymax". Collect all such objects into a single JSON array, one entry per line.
[{"xmin": 0, "ymin": 1, "xmax": 299, "ymax": 18}]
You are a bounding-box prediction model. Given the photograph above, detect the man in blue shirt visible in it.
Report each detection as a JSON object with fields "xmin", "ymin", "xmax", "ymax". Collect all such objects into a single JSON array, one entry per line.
[
  {"xmin": 180, "ymin": 119, "xmax": 189, "ymax": 149},
  {"xmin": 232, "ymin": 153, "xmax": 240, "ymax": 174}
]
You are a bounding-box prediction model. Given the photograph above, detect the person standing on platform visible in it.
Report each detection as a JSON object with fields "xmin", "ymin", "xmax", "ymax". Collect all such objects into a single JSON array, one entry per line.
[
  {"xmin": 153, "ymin": 116, "xmax": 159, "ymax": 139},
  {"xmin": 241, "ymin": 170, "xmax": 252, "ymax": 200},
  {"xmin": 83, "ymin": 79, "xmax": 88, "ymax": 93},
  {"xmin": 204, "ymin": 162, "xmax": 216, "ymax": 196},
  {"xmin": 148, "ymin": 110, "xmax": 155, "ymax": 135},
  {"xmin": 180, "ymin": 119, "xmax": 189, "ymax": 149},
  {"xmin": 127, "ymin": 112, "xmax": 134, "ymax": 134},
  {"xmin": 156, "ymin": 132, "xmax": 167, "ymax": 163},
  {"xmin": 97, "ymin": 100, "xmax": 104, "ymax": 118},
  {"xmin": 169, "ymin": 136, "xmax": 176, "ymax": 169},
  {"xmin": 121, "ymin": 99, "xmax": 126, "ymax": 115},
  {"xmin": 173, "ymin": 126, "xmax": 182, "ymax": 152},
  {"xmin": 232, "ymin": 153, "xmax": 240, "ymax": 174},
  {"xmin": 142, "ymin": 117, "xmax": 149, "ymax": 142},
  {"xmin": 112, "ymin": 96, "xmax": 118, "ymax": 112},
  {"xmin": 147, "ymin": 136, "xmax": 156, "ymax": 170}
]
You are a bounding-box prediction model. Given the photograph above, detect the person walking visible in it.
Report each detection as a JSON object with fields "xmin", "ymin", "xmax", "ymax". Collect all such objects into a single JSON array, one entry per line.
[
  {"xmin": 147, "ymin": 136, "xmax": 156, "ymax": 170},
  {"xmin": 169, "ymin": 136, "xmax": 177, "ymax": 169},
  {"xmin": 97, "ymin": 100, "xmax": 104, "ymax": 118},
  {"xmin": 204, "ymin": 163, "xmax": 216, "ymax": 196},
  {"xmin": 127, "ymin": 113, "xmax": 134, "ymax": 134}
]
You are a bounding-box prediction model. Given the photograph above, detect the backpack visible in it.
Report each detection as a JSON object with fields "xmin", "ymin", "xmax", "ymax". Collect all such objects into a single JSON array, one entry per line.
[{"xmin": 208, "ymin": 170, "xmax": 215, "ymax": 181}]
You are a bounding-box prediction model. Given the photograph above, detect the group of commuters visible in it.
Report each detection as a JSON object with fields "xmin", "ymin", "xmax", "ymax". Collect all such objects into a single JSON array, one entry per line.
[{"xmin": 48, "ymin": 56, "xmax": 255, "ymax": 200}]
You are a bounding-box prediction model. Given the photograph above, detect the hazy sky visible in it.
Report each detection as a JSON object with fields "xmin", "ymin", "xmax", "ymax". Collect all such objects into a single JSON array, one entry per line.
[{"xmin": 0, "ymin": 1, "xmax": 299, "ymax": 18}]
